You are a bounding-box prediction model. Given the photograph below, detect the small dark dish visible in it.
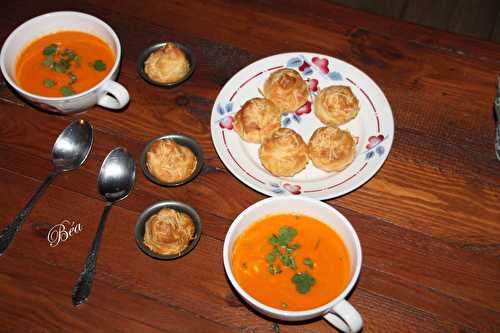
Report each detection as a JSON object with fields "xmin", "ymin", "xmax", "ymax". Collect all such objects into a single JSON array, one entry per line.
[
  {"xmin": 137, "ymin": 41, "xmax": 196, "ymax": 88},
  {"xmin": 135, "ymin": 201, "xmax": 202, "ymax": 260},
  {"xmin": 141, "ymin": 133, "xmax": 204, "ymax": 186}
]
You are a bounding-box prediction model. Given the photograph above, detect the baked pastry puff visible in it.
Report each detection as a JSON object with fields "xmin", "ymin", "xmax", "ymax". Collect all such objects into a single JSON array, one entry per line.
[
  {"xmin": 146, "ymin": 139, "xmax": 197, "ymax": 183},
  {"xmin": 308, "ymin": 126, "xmax": 358, "ymax": 172},
  {"xmin": 314, "ymin": 86, "xmax": 360, "ymax": 126},
  {"xmin": 259, "ymin": 128, "xmax": 309, "ymax": 177},
  {"xmin": 144, "ymin": 43, "xmax": 190, "ymax": 83},
  {"xmin": 234, "ymin": 98, "xmax": 281, "ymax": 143},
  {"xmin": 144, "ymin": 208, "xmax": 195, "ymax": 255},
  {"xmin": 263, "ymin": 68, "xmax": 308, "ymax": 113}
]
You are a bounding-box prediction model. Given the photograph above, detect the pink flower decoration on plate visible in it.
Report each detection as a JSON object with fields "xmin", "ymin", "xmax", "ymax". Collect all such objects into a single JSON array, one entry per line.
[
  {"xmin": 312, "ymin": 57, "xmax": 330, "ymax": 74},
  {"xmin": 219, "ymin": 116, "xmax": 234, "ymax": 130},
  {"xmin": 283, "ymin": 183, "xmax": 301, "ymax": 195},
  {"xmin": 307, "ymin": 78, "xmax": 319, "ymax": 92},
  {"xmin": 295, "ymin": 101, "xmax": 312, "ymax": 115},
  {"xmin": 366, "ymin": 135, "xmax": 384, "ymax": 149},
  {"xmin": 298, "ymin": 61, "xmax": 311, "ymax": 72}
]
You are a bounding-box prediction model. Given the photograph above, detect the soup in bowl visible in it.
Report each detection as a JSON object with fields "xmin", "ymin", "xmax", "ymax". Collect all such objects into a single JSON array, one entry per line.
[
  {"xmin": 0, "ymin": 11, "xmax": 129, "ymax": 114},
  {"xmin": 223, "ymin": 196, "xmax": 363, "ymax": 332}
]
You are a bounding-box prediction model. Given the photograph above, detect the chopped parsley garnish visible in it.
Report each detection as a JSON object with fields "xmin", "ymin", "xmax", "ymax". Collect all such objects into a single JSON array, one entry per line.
[
  {"xmin": 68, "ymin": 72, "xmax": 77, "ymax": 85},
  {"xmin": 281, "ymin": 254, "xmax": 296, "ymax": 270},
  {"xmin": 268, "ymin": 264, "xmax": 282, "ymax": 275},
  {"xmin": 266, "ymin": 226, "xmax": 317, "ymax": 294},
  {"xmin": 60, "ymin": 86, "xmax": 75, "ymax": 96},
  {"xmin": 267, "ymin": 226, "xmax": 300, "ymax": 272},
  {"xmin": 303, "ymin": 258, "xmax": 314, "ymax": 269},
  {"xmin": 43, "ymin": 44, "xmax": 58, "ymax": 56},
  {"xmin": 54, "ymin": 59, "xmax": 70, "ymax": 73},
  {"xmin": 90, "ymin": 60, "xmax": 106, "ymax": 71},
  {"xmin": 61, "ymin": 48, "xmax": 77, "ymax": 60},
  {"xmin": 269, "ymin": 226, "xmax": 297, "ymax": 247},
  {"xmin": 292, "ymin": 272, "xmax": 316, "ymax": 294},
  {"xmin": 266, "ymin": 247, "xmax": 280, "ymax": 265},
  {"xmin": 43, "ymin": 79, "xmax": 56, "ymax": 88},
  {"xmin": 40, "ymin": 44, "xmax": 84, "ymax": 96}
]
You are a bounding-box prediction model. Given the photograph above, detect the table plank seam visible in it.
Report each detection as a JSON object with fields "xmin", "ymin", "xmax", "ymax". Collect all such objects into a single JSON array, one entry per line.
[
  {"xmin": 2, "ymin": 250, "xmax": 241, "ymax": 332},
  {"xmin": 357, "ymin": 285, "xmax": 484, "ymax": 332},
  {"xmin": 2, "ymin": 155, "xmax": 496, "ymax": 259},
  {"xmin": 360, "ymin": 265, "xmax": 500, "ymax": 320},
  {"xmin": 0, "ymin": 164, "xmax": 230, "ymax": 245}
]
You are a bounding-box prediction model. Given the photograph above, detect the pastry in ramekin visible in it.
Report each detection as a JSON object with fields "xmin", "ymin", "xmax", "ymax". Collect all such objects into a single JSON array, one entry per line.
[
  {"xmin": 146, "ymin": 139, "xmax": 197, "ymax": 183},
  {"xmin": 144, "ymin": 208, "xmax": 195, "ymax": 255},
  {"xmin": 259, "ymin": 128, "xmax": 309, "ymax": 177},
  {"xmin": 263, "ymin": 68, "xmax": 308, "ymax": 113},
  {"xmin": 308, "ymin": 126, "xmax": 358, "ymax": 172},
  {"xmin": 314, "ymin": 86, "xmax": 359, "ymax": 126},
  {"xmin": 234, "ymin": 98, "xmax": 281, "ymax": 143},
  {"xmin": 144, "ymin": 43, "xmax": 190, "ymax": 83}
]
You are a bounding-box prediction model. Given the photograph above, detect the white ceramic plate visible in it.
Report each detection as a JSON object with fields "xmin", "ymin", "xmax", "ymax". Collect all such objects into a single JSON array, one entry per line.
[{"xmin": 210, "ymin": 52, "xmax": 394, "ymax": 200}]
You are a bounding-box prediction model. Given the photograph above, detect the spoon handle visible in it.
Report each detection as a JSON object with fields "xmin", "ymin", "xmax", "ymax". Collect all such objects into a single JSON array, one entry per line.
[
  {"xmin": 0, "ymin": 171, "xmax": 60, "ymax": 255},
  {"xmin": 72, "ymin": 202, "xmax": 113, "ymax": 306}
]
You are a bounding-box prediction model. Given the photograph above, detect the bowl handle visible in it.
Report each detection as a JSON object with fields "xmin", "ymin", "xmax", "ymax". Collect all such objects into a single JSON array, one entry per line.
[
  {"xmin": 98, "ymin": 80, "xmax": 129, "ymax": 109},
  {"xmin": 323, "ymin": 300, "xmax": 363, "ymax": 332}
]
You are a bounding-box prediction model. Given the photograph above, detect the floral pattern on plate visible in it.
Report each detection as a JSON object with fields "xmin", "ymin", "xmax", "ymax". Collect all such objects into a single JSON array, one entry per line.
[
  {"xmin": 270, "ymin": 182, "xmax": 302, "ymax": 195},
  {"xmin": 210, "ymin": 52, "xmax": 394, "ymax": 200}
]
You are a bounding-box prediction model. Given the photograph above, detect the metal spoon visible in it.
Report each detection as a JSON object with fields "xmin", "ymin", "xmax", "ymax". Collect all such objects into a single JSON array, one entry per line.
[
  {"xmin": 0, "ymin": 119, "xmax": 93, "ymax": 255},
  {"xmin": 72, "ymin": 147, "xmax": 135, "ymax": 306}
]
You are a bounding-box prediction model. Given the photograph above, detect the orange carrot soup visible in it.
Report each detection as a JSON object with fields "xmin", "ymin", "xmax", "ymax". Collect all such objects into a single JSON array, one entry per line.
[
  {"xmin": 16, "ymin": 30, "xmax": 114, "ymax": 97},
  {"xmin": 231, "ymin": 213, "xmax": 351, "ymax": 311}
]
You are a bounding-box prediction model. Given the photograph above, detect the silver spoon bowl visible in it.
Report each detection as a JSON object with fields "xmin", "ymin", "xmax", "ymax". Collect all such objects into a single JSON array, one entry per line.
[
  {"xmin": 72, "ymin": 147, "xmax": 135, "ymax": 306},
  {"xmin": 0, "ymin": 119, "xmax": 93, "ymax": 255}
]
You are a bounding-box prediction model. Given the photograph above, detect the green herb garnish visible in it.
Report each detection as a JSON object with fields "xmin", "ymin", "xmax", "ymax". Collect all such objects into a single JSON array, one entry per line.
[
  {"xmin": 267, "ymin": 226, "xmax": 301, "ymax": 272},
  {"xmin": 281, "ymin": 254, "xmax": 296, "ymax": 270},
  {"xmin": 303, "ymin": 258, "xmax": 314, "ymax": 269},
  {"xmin": 90, "ymin": 60, "xmax": 106, "ymax": 71},
  {"xmin": 43, "ymin": 44, "xmax": 58, "ymax": 56},
  {"xmin": 60, "ymin": 86, "xmax": 75, "ymax": 96},
  {"xmin": 287, "ymin": 243, "xmax": 300, "ymax": 253},
  {"xmin": 269, "ymin": 226, "xmax": 297, "ymax": 247},
  {"xmin": 292, "ymin": 272, "xmax": 316, "ymax": 294},
  {"xmin": 266, "ymin": 247, "xmax": 280, "ymax": 264},
  {"xmin": 42, "ymin": 55, "xmax": 55, "ymax": 69},
  {"xmin": 266, "ymin": 225, "xmax": 317, "ymax": 294},
  {"xmin": 68, "ymin": 72, "xmax": 77, "ymax": 85},
  {"xmin": 43, "ymin": 79, "xmax": 56, "ymax": 88},
  {"xmin": 54, "ymin": 59, "xmax": 70, "ymax": 73},
  {"xmin": 268, "ymin": 264, "xmax": 282, "ymax": 275},
  {"xmin": 61, "ymin": 48, "xmax": 77, "ymax": 60},
  {"xmin": 40, "ymin": 44, "xmax": 84, "ymax": 96}
]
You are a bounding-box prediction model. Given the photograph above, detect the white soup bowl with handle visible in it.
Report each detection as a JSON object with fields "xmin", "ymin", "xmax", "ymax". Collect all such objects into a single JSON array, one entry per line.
[
  {"xmin": 223, "ymin": 196, "xmax": 363, "ymax": 332},
  {"xmin": 0, "ymin": 11, "xmax": 129, "ymax": 114}
]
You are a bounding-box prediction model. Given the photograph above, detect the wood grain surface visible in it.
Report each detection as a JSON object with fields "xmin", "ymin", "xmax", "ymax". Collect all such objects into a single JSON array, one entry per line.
[{"xmin": 0, "ymin": 1, "xmax": 499, "ymax": 332}]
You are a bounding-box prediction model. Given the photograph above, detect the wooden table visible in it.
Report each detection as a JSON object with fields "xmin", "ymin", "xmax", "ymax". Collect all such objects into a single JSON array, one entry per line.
[{"xmin": 1, "ymin": 1, "xmax": 499, "ymax": 332}]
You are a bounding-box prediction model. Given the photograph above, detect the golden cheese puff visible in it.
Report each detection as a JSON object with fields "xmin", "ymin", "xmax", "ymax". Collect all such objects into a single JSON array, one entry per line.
[
  {"xmin": 144, "ymin": 43, "xmax": 190, "ymax": 83},
  {"xmin": 263, "ymin": 68, "xmax": 308, "ymax": 113},
  {"xmin": 259, "ymin": 128, "xmax": 309, "ymax": 177},
  {"xmin": 146, "ymin": 139, "xmax": 197, "ymax": 183},
  {"xmin": 308, "ymin": 126, "xmax": 358, "ymax": 172},
  {"xmin": 144, "ymin": 208, "xmax": 195, "ymax": 255},
  {"xmin": 314, "ymin": 86, "xmax": 359, "ymax": 126},
  {"xmin": 234, "ymin": 98, "xmax": 281, "ymax": 143}
]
